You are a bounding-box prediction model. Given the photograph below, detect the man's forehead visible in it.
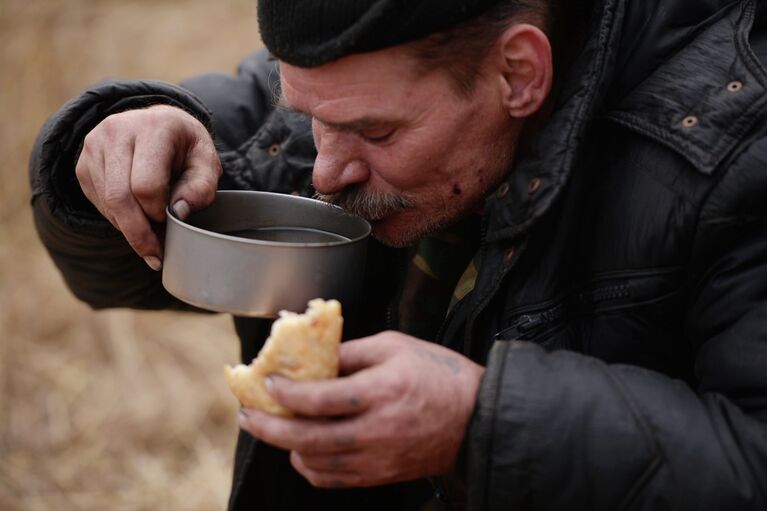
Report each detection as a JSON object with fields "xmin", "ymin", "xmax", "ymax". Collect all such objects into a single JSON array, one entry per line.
[
  {"xmin": 277, "ymin": 89, "xmax": 402, "ymax": 133},
  {"xmin": 278, "ymin": 46, "xmax": 421, "ymax": 92},
  {"xmin": 277, "ymin": 53, "xmax": 426, "ymax": 122}
]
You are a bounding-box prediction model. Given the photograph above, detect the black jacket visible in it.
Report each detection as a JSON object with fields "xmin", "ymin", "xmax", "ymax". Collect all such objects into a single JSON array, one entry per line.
[{"xmin": 29, "ymin": 0, "xmax": 767, "ymax": 509}]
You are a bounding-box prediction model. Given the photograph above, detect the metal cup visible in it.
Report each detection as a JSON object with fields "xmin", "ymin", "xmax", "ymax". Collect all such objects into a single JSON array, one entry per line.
[{"xmin": 162, "ymin": 190, "xmax": 371, "ymax": 317}]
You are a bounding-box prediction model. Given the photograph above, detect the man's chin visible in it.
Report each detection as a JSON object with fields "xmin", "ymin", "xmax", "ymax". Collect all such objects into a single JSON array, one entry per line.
[{"xmin": 368, "ymin": 216, "xmax": 425, "ymax": 248}]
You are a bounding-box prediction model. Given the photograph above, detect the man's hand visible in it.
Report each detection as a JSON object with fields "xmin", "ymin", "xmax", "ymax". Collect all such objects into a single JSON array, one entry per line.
[
  {"xmin": 237, "ymin": 331, "xmax": 485, "ymax": 488},
  {"xmin": 75, "ymin": 104, "xmax": 222, "ymax": 269}
]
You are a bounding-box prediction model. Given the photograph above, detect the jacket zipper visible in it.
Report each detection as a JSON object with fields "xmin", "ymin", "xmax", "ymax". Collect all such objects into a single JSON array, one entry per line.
[
  {"xmin": 461, "ymin": 230, "xmax": 519, "ymax": 355},
  {"xmin": 428, "ymin": 214, "xmax": 489, "ymax": 510},
  {"xmin": 385, "ymin": 249, "xmax": 409, "ymax": 330},
  {"xmin": 430, "ymin": 477, "xmax": 449, "ymax": 506},
  {"xmin": 494, "ymin": 310, "xmax": 551, "ymax": 341}
]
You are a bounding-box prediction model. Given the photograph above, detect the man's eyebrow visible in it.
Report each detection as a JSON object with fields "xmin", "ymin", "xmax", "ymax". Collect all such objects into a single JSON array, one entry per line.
[
  {"xmin": 276, "ymin": 93, "xmax": 395, "ymax": 132},
  {"xmin": 323, "ymin": 117, "xmax": 395, "ymax": 132}
]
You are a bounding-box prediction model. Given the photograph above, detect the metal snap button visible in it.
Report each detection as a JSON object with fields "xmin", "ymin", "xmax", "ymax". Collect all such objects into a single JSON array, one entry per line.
[
  {"xmin": 496, "ymin": 182, "xmax": 510, "ymax": 199},
  {"xmin": 267, "ymin": 143, "xmax": 281, "ymax": 157},
  {"xmin": 682, "ymin": 116, "xmax": 698, "ymax": 128},
  {"xmin": 528, "ymin": 177, "xmax": 541, "ymax": 194},
  {"xmin": 727, "ymin": 80, "xmax": 743, "ymax": 92}
]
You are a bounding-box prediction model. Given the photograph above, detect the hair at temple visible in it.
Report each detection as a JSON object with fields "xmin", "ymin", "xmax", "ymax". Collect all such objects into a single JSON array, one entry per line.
[{"xmin": 407, "ymin": 0, "xmax": 589, "ymax": 97}]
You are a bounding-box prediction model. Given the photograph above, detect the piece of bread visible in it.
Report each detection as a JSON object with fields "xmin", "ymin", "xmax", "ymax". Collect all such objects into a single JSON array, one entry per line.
[{"xmin": 224, "ymin": 299, "xmax": 343, "ymax": 416}]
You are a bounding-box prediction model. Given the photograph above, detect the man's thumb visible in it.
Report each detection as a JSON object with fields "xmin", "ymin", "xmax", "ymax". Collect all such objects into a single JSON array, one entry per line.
[{"xmin": 169, "ymin": 157, "xmax": 221, "ymax": 219}]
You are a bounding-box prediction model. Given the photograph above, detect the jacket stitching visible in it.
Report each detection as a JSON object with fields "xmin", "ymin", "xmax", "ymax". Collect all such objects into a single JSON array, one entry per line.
[
  {"xmin": 482, "ymin": 340, "xmax": 511, "ymax": 511},
  {"xmin": 615, "ymin": 456, "xmax": 664, "ymax": 511},
  {"xmin": 606, "ymin": 2, "xmax": 767, "ymax": 176},
  {"xmin": 737, "ymin": 0, "xmax": 767, "ymax": 84},
  {"xmin": 601, "ymin": 366, "xmax": 664, "ymax": 510}
]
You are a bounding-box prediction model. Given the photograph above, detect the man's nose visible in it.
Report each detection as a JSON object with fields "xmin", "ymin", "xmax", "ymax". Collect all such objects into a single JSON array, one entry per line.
[{"xmin": 312, "ymin": 137, "xmax": 370, "ymax": 195}]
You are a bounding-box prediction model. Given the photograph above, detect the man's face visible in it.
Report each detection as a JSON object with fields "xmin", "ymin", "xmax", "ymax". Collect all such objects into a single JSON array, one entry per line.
[{"xmin": 280, "ymin": 46, "xmax": 520, "ymax": 247}]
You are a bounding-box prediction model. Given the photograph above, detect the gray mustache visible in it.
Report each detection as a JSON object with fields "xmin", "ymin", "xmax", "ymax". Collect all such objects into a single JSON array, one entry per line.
[{"xmin": 314, "ymin": 188, "xmax": 413, "ymax": 220}]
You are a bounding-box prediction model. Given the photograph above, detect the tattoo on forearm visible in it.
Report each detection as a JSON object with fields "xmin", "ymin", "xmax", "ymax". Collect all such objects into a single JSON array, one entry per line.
[{"xmin": 412, "ymin": 347, "xmax": 462, "ymax": 374}]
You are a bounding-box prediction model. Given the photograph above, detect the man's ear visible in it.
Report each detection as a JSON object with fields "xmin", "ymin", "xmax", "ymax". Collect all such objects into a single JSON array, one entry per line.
[{"xmin": 495, "ymin": 24, "xmax": 553, "ymax": 118}]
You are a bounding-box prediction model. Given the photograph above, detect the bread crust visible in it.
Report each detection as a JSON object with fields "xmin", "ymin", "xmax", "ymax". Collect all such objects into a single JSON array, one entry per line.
[{"xmin": 224, "ymin": 299, "xmax": 343, "ymax": 416}]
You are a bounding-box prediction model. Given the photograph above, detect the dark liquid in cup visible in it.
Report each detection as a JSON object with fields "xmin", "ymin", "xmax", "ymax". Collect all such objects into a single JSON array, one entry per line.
[{"xmin": 223, "ymin": 227, "xmax": 350, "ymax": 243}]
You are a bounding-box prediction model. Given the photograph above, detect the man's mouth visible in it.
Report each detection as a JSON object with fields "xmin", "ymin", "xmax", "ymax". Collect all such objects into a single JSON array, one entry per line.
[{"xmin": 314, "ymin": 187, "xmax": 413, "ymax": 221}]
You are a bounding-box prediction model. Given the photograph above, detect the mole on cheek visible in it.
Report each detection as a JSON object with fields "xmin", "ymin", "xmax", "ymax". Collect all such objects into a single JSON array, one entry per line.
[{"xmin": 452, "ymin": 183, "xmax": 462, "ymax": 195}]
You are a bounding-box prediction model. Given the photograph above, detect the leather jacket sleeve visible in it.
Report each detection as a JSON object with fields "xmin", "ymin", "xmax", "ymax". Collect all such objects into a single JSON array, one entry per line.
[
  {"xmin": 29, "ymin": 49, "xmax": 315, "ymax": 311},
  {"xmin": 466, "ymin": 144, "xmax": 767, "ymax": 510}
]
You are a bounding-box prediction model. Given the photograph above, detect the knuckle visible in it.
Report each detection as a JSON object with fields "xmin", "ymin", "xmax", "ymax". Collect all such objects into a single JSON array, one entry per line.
[
  {"xmin": 143, "ymin": 108, "xmax": 177, "ymax": 133},
  {"xmin": 98, "ymin": 115, "xmax": 120, "ymax": 138},
  {"xmin": 295, "ymin": 437, "xmax": 314, "ymax": 453},
  {"xmin": 241, "ymin": 416, "xmax": 262, "ymax": 437},
  {"xmin": 302, "ymin": 394, "xmax": 325, "ymax": 416},
  {"xmin": 131, "ymin": 175, "xmax": 163, "ymax": 201},
  {"xmin": 296, "ymin": 432, "xmax": 322, "ymax": 453},
  {"xmin": 74, "ymin": 158, "xmax": 89, "ymax": 183},
  {"xmin": 185, "ymin": 178, "xmax": 216, "ymax": 205},
  {"xmin": 102, "ymin": 187, "xmax": 131, "ymax": 208},
  {"xmin": 140, "ymin": 106, "xmax": 162, "ymax": 123},
  {"xmin": 201, "ymin": 182, "xmax": 217, "ymax": 204},
  {"xmin": 386, "ymin": 373, "xmax": 410, "ymax": 398},
  {"xmin": 81, "ymin": 131, "xmax": 98, "ymax": 153}
]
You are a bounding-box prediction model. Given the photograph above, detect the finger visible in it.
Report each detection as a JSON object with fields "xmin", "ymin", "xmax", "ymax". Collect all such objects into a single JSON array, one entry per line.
[
  {"xmin": 130, "ymin": 132, "xmax": 173, "ymax": 223},
  {"xmin": 267, "ymin": 374, "xmax": 370, "ymax": 417},
  {"xmin": 88, "ymin": 155, "xmax": 110, "ymax": 218},
  {"xmin": 290, "ymin": 451, "xmax": 362, "ymax": 489},
  {"xmin": 112, "ymin": 192, "xmax": 163, "ymax": 263},
  {"xmin": 168, "ymin": 135, "xmax": 221, "ymax": 211},
  {"xmin": 291, "ymin": 449, "xmax": 356, "ymax": 473},
  {"xmin": 338, "ymin": 335, "xmax": 396, "ymax": 375},
  {"xmin": 102, "ymin": 139, "xmax": 163, "ymax": 259},
  {"xmin": 238, "ymin": 408, "xmax": 362, "ymax": 455},
  {"xmin": 76, "ymin": 150, "xmax": 112, "ymax": 225}
]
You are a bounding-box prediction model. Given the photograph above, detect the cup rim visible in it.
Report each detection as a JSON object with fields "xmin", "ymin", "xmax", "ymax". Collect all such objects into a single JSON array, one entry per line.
[{"xmin": 165, "ymin": 190, "xmax": 372, "ymax": 248}]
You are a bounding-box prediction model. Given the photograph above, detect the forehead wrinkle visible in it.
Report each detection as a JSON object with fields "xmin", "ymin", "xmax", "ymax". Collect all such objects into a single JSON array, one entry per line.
[
  {"xmin": 321, "ymin": 117, "xmax": 396, "ymax": 133},
  {"xmin": 278, "ymin": 86, "xmax": 401, "ymax": 133}
]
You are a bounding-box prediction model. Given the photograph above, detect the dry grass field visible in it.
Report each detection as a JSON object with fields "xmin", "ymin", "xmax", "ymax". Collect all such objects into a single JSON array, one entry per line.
[{"xmin": 0, "ymin": 1, "xmax": 265, "ymax": 509}]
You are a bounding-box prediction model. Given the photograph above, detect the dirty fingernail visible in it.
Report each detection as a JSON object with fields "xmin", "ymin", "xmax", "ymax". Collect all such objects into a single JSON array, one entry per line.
[
  {"xmin": 172, "ymin": 199, "xmax": 191, "ymax": 221},
  {"xmin": 144, "ymin": 256, "xmax": 162, "ymax": 271}
]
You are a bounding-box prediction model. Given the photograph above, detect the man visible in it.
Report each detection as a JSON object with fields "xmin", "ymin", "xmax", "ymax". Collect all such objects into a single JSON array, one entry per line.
[{"xmin": 29, "ymin": 0, "xmax": 767, "ymax": 509}]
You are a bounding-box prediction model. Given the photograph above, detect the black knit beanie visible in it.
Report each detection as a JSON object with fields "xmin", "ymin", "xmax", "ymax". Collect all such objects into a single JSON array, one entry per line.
[{"xmin": 257, "ymin": 0, "xmax": 504, "ymax": 67}]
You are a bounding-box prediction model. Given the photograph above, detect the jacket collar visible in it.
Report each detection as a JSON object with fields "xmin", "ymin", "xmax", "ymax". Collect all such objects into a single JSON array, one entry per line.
[
  {"xmin": 608, "ymin": 0, "xmax": 767, "ymax": 175},
  {"xmin": 485, "ymin": 0, "xmax": 626, "ymax": 243},
  {"xmin": 485, "ymin": 0, "xmax": 765, "ymax": 243}
]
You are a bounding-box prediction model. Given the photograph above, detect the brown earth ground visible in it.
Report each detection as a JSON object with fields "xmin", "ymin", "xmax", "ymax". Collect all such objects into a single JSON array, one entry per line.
[{"xmin": 0, "ymin": 1, "xmax": 265, "ymax": 509}]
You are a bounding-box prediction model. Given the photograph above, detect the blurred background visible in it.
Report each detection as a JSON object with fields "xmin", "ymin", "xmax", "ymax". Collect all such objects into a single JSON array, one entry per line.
[{"xmin": 0, "ymin": 0, "xmax": 264, "ymax": 509}]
